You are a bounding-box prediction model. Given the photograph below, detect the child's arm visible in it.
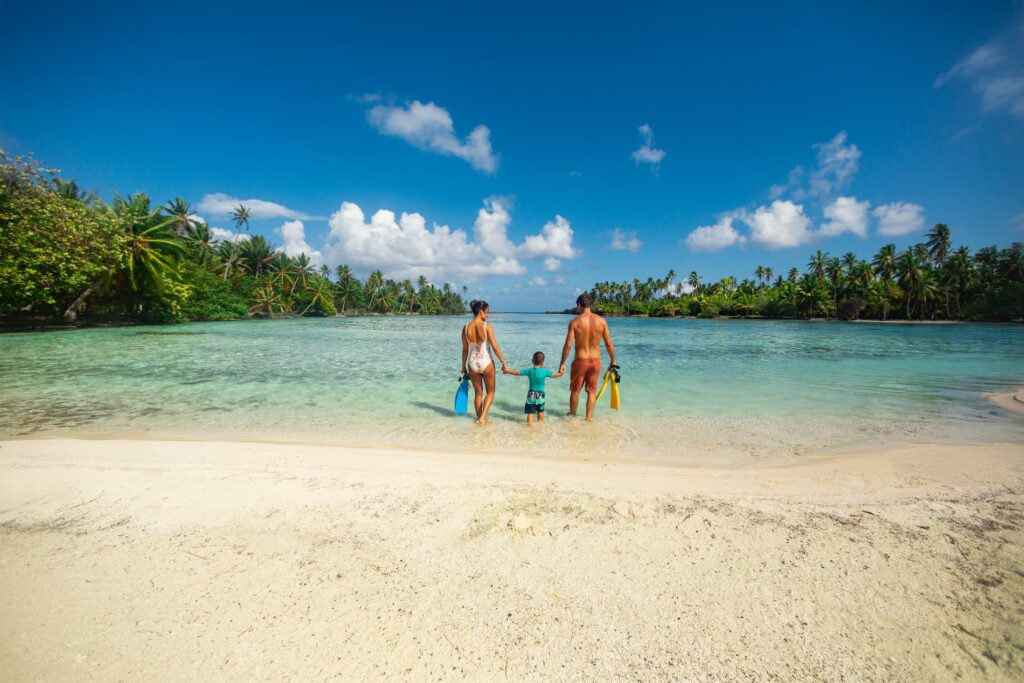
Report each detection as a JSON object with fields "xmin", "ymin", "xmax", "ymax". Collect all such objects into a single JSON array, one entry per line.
[
  {"xmin": 550, "ymin": 369, "xmax": 565, "ymax": 378},
  {"xmin": 503, "ymin": 368, "xmax": 521, "ymax": 375}
]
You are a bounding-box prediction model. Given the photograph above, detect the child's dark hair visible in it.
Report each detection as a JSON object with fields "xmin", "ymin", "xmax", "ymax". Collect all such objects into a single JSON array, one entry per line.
[
  {"xmin": 470, "ymin": 300, "xmax": 489, "ymax": 315},
  {"xmin": 532, "ymin": 351, "xmax": 545, "ymax": 365}
]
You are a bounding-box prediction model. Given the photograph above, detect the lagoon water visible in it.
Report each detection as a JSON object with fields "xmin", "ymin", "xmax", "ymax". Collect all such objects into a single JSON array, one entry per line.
[{"xmin": 2, "ymin": 314, "xmax": 1023, "ymax": 463}]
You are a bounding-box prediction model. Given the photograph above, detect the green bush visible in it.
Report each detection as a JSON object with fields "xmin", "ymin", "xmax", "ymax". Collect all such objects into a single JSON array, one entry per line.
[
  {"xmin": 964, "ymin": 283, "xmax": 1024, "ymax": 322},
  {"xmin": 178, "ymin": 263, "xmax": 249, "ymax": 321}
]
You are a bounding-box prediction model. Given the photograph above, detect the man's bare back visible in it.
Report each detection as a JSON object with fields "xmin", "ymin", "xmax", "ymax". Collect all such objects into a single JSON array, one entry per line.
[
  {"xmin": 558, "ymin": 295, "xmax": 616, "ymax": 421},
  {"xmin": 567, "ymin": 312, "xmax": 608, "ymax": 361}
]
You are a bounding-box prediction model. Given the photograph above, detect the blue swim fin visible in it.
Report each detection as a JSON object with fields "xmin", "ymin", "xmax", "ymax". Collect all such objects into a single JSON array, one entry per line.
[{"xmin": 453, "ymin": 375, "xmax": 470, "ymax": 414}]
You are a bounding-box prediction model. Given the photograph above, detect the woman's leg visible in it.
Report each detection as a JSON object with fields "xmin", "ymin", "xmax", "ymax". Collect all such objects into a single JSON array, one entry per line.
[
  {"xmin": 469, "ymin": 371, "xmax": 485, "ymax": 418},
  {"xmin": 478, "ymin": 364, "xmax": 497, "ymax": 423}
]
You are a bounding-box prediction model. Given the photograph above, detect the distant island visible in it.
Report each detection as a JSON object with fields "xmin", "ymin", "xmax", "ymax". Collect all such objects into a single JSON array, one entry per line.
[
  {"xmin": 0, "ymin": 151, "xmax": 467, "ymax": 329},
  {"xmin": 556, "ymin": 229, "xmax": 1022, "ymax": 322}
]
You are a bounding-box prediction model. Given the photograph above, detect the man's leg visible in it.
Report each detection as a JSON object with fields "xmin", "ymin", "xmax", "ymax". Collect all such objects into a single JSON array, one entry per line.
[
  {"xmin": 585, "ymin": 389, "xmax": 597, "ymax": 421},
  {"xmin": 568, "ymin": 390, "xmax": 580, "ymax": 416}
]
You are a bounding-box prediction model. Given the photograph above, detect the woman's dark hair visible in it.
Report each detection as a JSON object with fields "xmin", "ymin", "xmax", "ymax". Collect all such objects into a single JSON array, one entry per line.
[
  {"xmin": 532, "ymin": 351, "xmax": 545, "ymax": 365},
  {"xmin": 470, "ymin": 299, "xmax": 490, "ymax": 315}
]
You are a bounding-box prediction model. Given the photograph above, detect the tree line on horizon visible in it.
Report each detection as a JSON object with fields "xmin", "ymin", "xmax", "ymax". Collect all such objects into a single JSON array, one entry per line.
[
  {"xmin": 0, "ymin": 151, "xmax": 468, "ymax": 325},
  {"xmin": 583, "ymin": 228, "xmax": 1022, "ymax": 321}
]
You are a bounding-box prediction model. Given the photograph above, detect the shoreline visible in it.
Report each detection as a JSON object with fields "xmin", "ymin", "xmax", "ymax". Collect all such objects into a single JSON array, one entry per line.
[{"xmin": 2, "ymin": 437, "xmax": 1023, "ymax": 680}]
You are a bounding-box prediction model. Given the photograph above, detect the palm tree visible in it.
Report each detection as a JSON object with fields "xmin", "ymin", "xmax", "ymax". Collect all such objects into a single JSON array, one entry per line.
[
  {"xmin": 335, "ymin": 274, "xmax": 362, "ymax": 314},
  {"xmin": 291, "ymin": 254, "xmax": 314, "ymax": 290},
  {"xmin": 365, "ymin": 270, "xmax": 386, "ymax": 311},
  {"xmin": 825, "ymin": 257, "xmax": 842, "ymax": 318},
  {"xmin": 184, "ymin": 221, "xmax": 217, "ymax": 267},
  {"xmin": 763, "ymin": 267, "xmax": 774, "ymax": 284},
  {"xmin": 945, "ymin": 246, "xmax": 973, "ymax": 316},
  {"xmin": 239, "ymin": 235, "xmax": 278, "ymax": 277},
  {"xmin": 335, "ymin": 264, "xmax": 352, "ymax": 282},
  {"xmin": 399, "ymin": 279, "xmax": 417, "ymax": 313},
  {"xmin": 808, "ymin": 250, "xmax": 829, "ymax": 279},
  {"xmin": 113, "ymin": 193, "xmax": 184, "ymax": 290},
  {"xmin": 926, "ymin": 224, "xmax": 951, "ymax": 267},
  {"xmin": 754, "ymin": 265, "xmax": 766, "ymax": 287},
  {"xmin": 897, "ymin": 249, "xmax": 923, "ymax": 319},
  {"xmin": 223, "ymin": 205, "xmax": 251, "ymax": 280},
  {"xmin": 787, "ymin": 267, "xmax": 799, "ymax": 282},
  {"xmin": 998, "ymin": 242, "xmax": 1023, "ymax": 281},
  {"xmin": 62, "ymin": 192, "xmax": 183, "ymax": 322},
  {"xmin": 300, "ymin": 277, "xmax": 336, "ymax": 316},
  {"xmin": 872, "ymin": 244, "xmax": 897, "ymax": 320},
  {"xmin": 164, "ymin": 197, "xmax": 197, "ymax": 238},
  {"xmin": 688, "ymin": 271, "xmax": 701, "ymax": 293},
  {"xmin": 250, "ymin": 284, "xmax": 283, "ymax": 318},
  {"xmin": 52, "ymin": 178, "xmax": 95, "ymax": 204}
]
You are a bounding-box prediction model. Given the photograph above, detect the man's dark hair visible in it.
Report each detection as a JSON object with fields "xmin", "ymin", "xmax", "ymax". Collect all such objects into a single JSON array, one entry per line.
[
  {"xmin": 532, "ymin": 351, "xmax": 545, "ymax": 365},
  {"xmin": 576, "ymin": 293, "xmax": 593, "ymax": 309}
]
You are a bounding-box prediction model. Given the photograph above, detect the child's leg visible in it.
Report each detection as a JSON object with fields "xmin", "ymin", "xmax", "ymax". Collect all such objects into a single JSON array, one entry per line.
[
  {"xmin": 537, "ymin": 410, "xmax": 544, "ymax": 421},
  {"xmin": 526, "ymin": 414, "xmax": 533, "ymax": 425}
]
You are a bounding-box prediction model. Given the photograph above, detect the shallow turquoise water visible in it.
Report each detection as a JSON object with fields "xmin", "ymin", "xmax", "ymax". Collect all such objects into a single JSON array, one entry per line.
[{"xmin": 1, "ymin": 315, "xmax": 1022, "ymax": 462}]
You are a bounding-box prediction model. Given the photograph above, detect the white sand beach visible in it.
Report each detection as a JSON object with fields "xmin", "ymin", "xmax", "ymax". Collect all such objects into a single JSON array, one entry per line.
[{"xmin": 1, "ymin": 437, "xmax": 1023, "ymax": 681}]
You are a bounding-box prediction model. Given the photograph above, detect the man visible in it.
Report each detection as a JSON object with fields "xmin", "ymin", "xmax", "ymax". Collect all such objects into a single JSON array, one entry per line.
[{"xmin": 558, "ymin": 292, "xmax": 616, "ymax": 421}]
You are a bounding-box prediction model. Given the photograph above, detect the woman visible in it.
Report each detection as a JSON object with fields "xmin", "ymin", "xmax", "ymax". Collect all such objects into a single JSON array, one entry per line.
[{"xmin": 461, "ymin": 300, "xmax": 509, "ymax": 424}]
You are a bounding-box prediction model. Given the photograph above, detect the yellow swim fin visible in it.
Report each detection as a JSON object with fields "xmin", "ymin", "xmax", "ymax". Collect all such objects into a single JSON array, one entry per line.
[
  {"xmin": 596, "ymin": 370, "xmax": 612, "ymax": 402},
  {"xmin": 595, "ymin": 365, "xmax": 621, "ymax": 410}
]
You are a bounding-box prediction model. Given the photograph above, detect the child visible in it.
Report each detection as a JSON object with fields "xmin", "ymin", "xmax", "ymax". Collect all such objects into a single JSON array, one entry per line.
[{"xmin": 503, "ymin": 352, "xmax": 564, "ymax": 424}]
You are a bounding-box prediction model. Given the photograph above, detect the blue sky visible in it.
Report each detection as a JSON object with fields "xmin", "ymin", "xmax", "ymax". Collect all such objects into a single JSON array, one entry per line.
[{"xmin": 2, "ymin": 1, "xmax": 1023, "ymax": 310}]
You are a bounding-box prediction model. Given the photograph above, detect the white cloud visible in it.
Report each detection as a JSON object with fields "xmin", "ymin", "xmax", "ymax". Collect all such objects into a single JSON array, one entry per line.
[
  {"xmin": 771, "ymin": 131, "xmax": 861, "ymax": 201},
  {"xmin": 935, "ymin": 44, "xmax": 1003, "ymax": 87},
  {"xmin": 277, "ymin": 219, "xmax": 323, "ymax": 265},
  {"xmin": 631, "ymin": 123, "xmax": 666, "ymax": 172},
  {"xmin": 210, "ymin": 227, "xmax": 250, "ymax": 243},
  {"xmin": 568, "ymin": 170, "xmax": 583, "ymax": 177},
  {"xmin": 874, "ymin": 202, "xmax": 925, "ymax": 236},
  {"xmin": 543, "ymin": 257, "xmax": 562, "ymax": 272},
  {"xmin": 804, "ymin": 131, "xmax": 861, "ymax": 199},
  {"xmin": 744, "ymin": 200, "xmax": 813, "ymax": 249},
  {"xmin": 978, "ymin": 76, "xmax": 1024, "ymax": 114},
  {"xmin": 519, "ymin": 215, "xmax": 580, "ymax": 259},
  {"xmin": 473, "ymin": 198, "xmax": 516, "ymax": 257},
  {"xmin": 819, "ymin": 196, "xmax": 870, "ymax": 237},
  {"xmin": 472, "ymin": 199, "xmax": 580, "ymax": 262},
  {"xmin": 197, "ymin": 193, "xmax": 322, "ymax": 221},
  {"xmin": 553, "ymin": 275, "xmax": 567, "ymax": 286},
  {"xmin": 323, "ymin": 201, "xmax": 531, "ymax": 281},
  {"xmin": 528, "ymin": 276, "xmax": 547, "ymax": 287},
  {"xmin": 609, "ymin": 228, "xmax": 642, "ymax": 252},
  {"xmin": 934, "ymin": 24, "xmax": 1024, "ymax": 118},
  {"xmin": 684, "ymin": 216, "xmax": 747, "ymax": 253},
  {"xmin": 366, "ymin": 100, "xmax": 498, "ymax": 173},
  {"xmin": 1011, "ymin": 211, "xmax": 1024, "ymax": 228}
]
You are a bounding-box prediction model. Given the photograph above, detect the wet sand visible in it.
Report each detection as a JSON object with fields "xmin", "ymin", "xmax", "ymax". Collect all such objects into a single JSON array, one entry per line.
[{"xmin": 1, "ymin": 437, "xmax": 1023, "ymax": 681}]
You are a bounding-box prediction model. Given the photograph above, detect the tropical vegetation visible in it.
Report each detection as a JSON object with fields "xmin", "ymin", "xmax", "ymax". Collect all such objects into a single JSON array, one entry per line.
[
  {"xmin": 0, "ymin": 150, "xmax": 467, "ymax": 325},
  {"xmin": 580, "ymin": 226, "xmax": 1023, "ymax": 321}
]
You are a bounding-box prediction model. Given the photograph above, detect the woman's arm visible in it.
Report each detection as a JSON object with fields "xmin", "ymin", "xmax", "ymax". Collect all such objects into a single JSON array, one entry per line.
[
  {"xmin": 487, "ymin": 326, "xmax": 508, "ymax": 370},
  {"xmin": 460, "ymin": 327, "xmax": 469, "ymax": 376}
]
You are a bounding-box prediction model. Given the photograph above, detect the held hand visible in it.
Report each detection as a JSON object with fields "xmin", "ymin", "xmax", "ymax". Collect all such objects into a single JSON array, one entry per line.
[{"xmin": 558, "ymin": 364, "xmax": 566, "ymax": 375}]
